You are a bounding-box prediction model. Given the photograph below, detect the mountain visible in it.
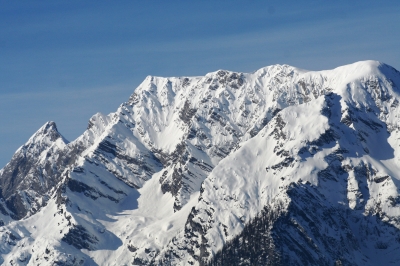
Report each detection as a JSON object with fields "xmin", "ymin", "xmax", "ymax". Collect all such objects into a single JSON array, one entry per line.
[
  {"xmin": 0, "ymin": 122, "xmax": 68, "ymax": 221},
  {"xmin": 1, "ymin": 60, "xmax": 400, "ymax": 265}
]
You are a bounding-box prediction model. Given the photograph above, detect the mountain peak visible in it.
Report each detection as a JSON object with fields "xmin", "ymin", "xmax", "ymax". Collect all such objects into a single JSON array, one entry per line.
[
  {"xmin": 0, "ymin": 122, "xmax": 69, "ymax": 220},
  {"xmin": 26, "ymin": 121, "xmax": 68, "ymax": 147},
  {"xmin": 33, "ymin": 121, "xmax": 60, "ymax": 138}
]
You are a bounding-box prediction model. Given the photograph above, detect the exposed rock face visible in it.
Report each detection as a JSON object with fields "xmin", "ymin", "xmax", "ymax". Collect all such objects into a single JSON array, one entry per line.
[
  {"xmin": 0, "ymin": 122, "xmax": 68, "ymax": 220},
  {"xmin": 1, "ymin": 61, "xmax": 400, "ymax": 265},
  {"xmin": 206, "ymin": 182, "xmax": 400, "ymax": 266}
]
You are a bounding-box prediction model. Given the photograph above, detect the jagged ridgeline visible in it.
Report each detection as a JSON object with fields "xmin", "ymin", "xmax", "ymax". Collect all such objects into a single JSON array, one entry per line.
[{"xmin": 1, "ymin": 61, "xmax": 400, "ymax": 265}]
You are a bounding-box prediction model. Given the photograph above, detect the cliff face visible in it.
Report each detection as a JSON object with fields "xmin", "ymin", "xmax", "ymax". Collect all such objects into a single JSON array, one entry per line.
[{"xmin": 1, "ymin": 61, "xmax": 400, "ymax": 265}]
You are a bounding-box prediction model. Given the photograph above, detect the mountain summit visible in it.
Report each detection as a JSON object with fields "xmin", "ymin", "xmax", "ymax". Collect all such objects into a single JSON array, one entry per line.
[{"xmin": 1, "ymin": 61, "xmax": 400, "ymax": 265}]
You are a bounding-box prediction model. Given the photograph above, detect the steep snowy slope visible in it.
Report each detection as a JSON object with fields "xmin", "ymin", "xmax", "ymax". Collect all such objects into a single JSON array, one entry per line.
[{"xmin": 0, "ymin": 60, "xmax": 400, "ymax": 265}]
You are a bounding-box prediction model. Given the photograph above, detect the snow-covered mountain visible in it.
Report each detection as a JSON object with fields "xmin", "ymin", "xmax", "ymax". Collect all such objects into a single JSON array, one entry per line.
[{"xmin": 1, "ymin": 60, "xmax": 400, "ymax": 265}]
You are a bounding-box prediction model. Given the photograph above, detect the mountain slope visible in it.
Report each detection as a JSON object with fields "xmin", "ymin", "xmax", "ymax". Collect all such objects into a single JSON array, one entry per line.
[{"xmin": 0, "ymin": 60, "xmax": 400, "ymax": 265}]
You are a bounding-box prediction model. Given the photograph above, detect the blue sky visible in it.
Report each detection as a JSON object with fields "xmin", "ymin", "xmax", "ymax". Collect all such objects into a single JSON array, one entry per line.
[{"xmin": 1, "ymin": 0, "xmax": 400, "ymax": 167}]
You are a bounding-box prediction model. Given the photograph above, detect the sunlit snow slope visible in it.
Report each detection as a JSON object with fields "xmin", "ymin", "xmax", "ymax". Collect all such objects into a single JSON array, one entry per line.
[{"xmin": 1, "ymin": 60, "xmax": 400, "ymax": 265}]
